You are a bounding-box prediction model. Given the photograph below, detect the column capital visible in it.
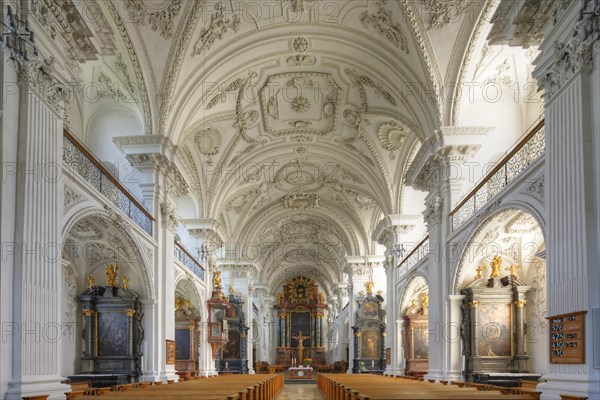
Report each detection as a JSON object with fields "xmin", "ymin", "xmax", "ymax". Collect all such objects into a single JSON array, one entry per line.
[{"xmin": 17, "ymin": 58, "xmax": 72, "ymax": 116}]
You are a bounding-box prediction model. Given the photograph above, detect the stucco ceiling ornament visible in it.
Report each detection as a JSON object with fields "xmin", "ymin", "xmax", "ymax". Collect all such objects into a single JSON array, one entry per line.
[
  {"xmin": 361, "ymin": 1, "xmax": 408, "ymax": 53},
  {"xmin": 423, "ymin": 0, "xmax": 474, "ymax": 30},
  {"xmin": 125, "ymin": 0, "xmax": 182, "ymax": 38},
  {"xmin": 292, "ymin": 37, "xmax": 310, "ymax": 52},
  {"xmin": 378, "ymin": 121, "xmax": 411, "ymax": 160},
  {"xmin": 261, "ymin": 72, "xmax": 342, "ymax": 136},
  {"xmin": 282, "ymin": 192, "xmax": 320, "ymax": 209},
  {"xmin": 193, "ymin": 2, "xmax": 240, "ymax": 54},
  {"xmin": 194, "ymin": 127, "xmax": 221, "ymax": 156},
  {"xmin": 206, "ymin": 71, "xmax": 264, "ymax": 144}
]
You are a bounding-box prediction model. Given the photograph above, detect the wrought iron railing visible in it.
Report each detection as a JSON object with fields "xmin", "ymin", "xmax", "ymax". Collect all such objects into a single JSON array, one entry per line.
[
  {"xmin": 174, "ymin": 240, "xmax": 205, "ymax": 281},
  {"xmin": 397, "ymin": 236, "xmax": 429, "ymax": 279},
  {"xmin": 450, "ymin": 120, "xmax": 545, "ymax": 231},
  {"xmin": 62, "ymin": 130, "xmax": 154, "ymax": 235}
]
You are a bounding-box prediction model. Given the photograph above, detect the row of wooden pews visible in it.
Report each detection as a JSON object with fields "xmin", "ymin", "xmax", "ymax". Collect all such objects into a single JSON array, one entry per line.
[
  {"xmin": 23, "ymin": 374, "xmax": 283, "ymax": 400},
  {"xmin": 317, "ymin": 374, "xmax": 541, "ymax": 400}
]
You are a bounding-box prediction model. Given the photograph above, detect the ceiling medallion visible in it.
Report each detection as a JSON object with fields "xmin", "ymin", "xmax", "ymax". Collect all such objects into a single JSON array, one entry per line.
[
  {"xmin": 292, "ymin": 36, "xmax": 309, "ymax": 53},
  {"xmin": 291, "ymin": 96, "xmax": 311, "ymax": 113},
  {"xmin": 261, "ymin": 72, "xmax": 342, "ymax": 136}
]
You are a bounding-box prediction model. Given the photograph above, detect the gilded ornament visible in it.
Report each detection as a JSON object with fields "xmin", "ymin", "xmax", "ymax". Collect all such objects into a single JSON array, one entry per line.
[
  {"xmin": 121, "ymin": 275, "xmax": 129, "ymax": 289},
  {"xmin": 365, "ymin": 281, "xmax": 375, "ymax": 294},
  {"xmin": 469, "ymin": 300, "xmax": 480, "ymax": 309},
  {"xmin": 507, "ymin": 265, "xmax": 521, "ymax": 278},
  {"xmin": 475, "ymin": 265, "xmax": 484, "ymax": 280},
  {"xmin": 490, "ymin": 256, "xmax": 502, "ymax": 278},
  {"xmin": 105, "ymin": 262, "xmax": 118, "ymax": 286},
  {"xmin": 421, "ymin": 292, "xmax": 429, "ymax": 308},
  {"xmin": 514, "ymin": 300, "xmax": 527, "ymax": 308},
  {"xmin": 125, "ymin": 309, "xmax": 136, "ymax": 317},
  {"xmin": 83, "ymin": 309, "xmax": 94, "ymax": 317},
  {"xmin": 86, "ymin": 276, "xmax": 95, "ymax": 289}
]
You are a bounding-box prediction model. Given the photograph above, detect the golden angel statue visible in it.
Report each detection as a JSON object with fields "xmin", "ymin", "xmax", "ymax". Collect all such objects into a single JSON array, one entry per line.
[
  {"xmin": 421, "ymin": 292, "xmax": 429, "ymax": 308},
  {"xmin": 475, "ymin": 265, "xmax": 484, "ymax": 280},
  {"xmin": 365, "ymin": 281, "xmax": 375, "ymax": 294},
  {"xmin": 213, "ymin": 270, "xmax": 222, "ymax": 290},
  {"xmin": 490, "ymin": 256, "xmax": 502, "ymax": 278},
  {"xmin": 86, "ymin": 276, "xmax": 95, "ymax": 289},
  {"xmin": 507, "ymin": 264, "xmax": 521, "ymax": 278},
  {"xmin": 105, "ymin": 263, "xmax": 118, "ymax": 286},
  {"xmin": 121, "ymin": 276, "xmax": 129, "ymax": 289}
]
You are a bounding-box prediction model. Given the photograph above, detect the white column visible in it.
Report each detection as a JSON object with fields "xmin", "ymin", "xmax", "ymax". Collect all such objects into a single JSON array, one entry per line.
[
  {"xmin": 532, "ymin": 13, "xmax": 599, "ymax": 398},
  {"xmin": 141, "ymin": 300, "xmax": 158, "ymax": 381},
  {"xmin": 446, "ymin": 295, "xmax": 465, "ymax": 382},
  {"xmin": 396, "ymin": 320, "xmax": 405, "ymax": 375},
  {"xmin": 5, "ymin": 60, "xmax": 71, "ymax": 399},
  {"xmin": 246, "ymin": 285, "xmax": 255, "ymax": 374}
]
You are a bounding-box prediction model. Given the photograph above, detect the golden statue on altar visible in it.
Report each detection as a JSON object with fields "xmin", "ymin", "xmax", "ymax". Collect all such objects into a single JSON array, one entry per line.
[
  {"xmin": 121, "ymin": 276, "xmax": 129, "ymax": 289},
  {"xmin": 105, "ymin": 262, "xmax": 118, "ymax": 286},
  {"xmin": 365, "ymin": 281, "xmax": 375, "ymax": 294},
  {"xmin": 213, "ymin": 270, "xmax": 222, "ymax": 290},
  {"xmin": 319, "ymin": 291, "xmax": 325, "ymax": 304},
  {"xmin": 86, "ymin": 276, "xmax": 95, "ymax": 289},
  {"xmin": 507, "ymin": 264, "xmax": 520, "ymax": 278},
  {"xmin": 475, "ymin": 265, "xmax": 484, "ymax": 280},
  {"xmin": 490, "ymin": 256, "xmax": 502, "ymax": 278},
  {"xmin": 421, "ymin": 292, "xmax": 429, "ymax": 308}
]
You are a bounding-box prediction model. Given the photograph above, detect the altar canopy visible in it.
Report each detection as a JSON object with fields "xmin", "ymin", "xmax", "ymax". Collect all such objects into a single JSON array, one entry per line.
[{"xmin": 275, "ymin": 277, "xmax": 327, "ymax": 366}]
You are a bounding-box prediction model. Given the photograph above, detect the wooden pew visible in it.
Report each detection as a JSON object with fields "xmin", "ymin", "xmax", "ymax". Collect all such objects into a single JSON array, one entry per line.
[
  {"xmin": 317, "ymin": 373, "xmax": 536, "ymax": 400},
  {"xmin": 87, "ymin": 374, "xmax": 283, "ymax": 400}
]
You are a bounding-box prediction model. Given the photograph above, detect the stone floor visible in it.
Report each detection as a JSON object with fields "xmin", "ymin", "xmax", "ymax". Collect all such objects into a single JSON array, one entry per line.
[{"xmin": 276, "ymin": 384, "xmax": 325, "ymax": 399}]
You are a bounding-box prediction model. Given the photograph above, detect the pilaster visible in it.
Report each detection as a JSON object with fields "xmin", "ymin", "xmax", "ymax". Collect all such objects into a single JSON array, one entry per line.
[{"xmin": 6, "ymin": 58, "xmax": 71, "ymax": 399}]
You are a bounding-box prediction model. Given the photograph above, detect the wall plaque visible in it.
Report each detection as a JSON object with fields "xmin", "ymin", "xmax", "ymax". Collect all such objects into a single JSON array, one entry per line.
[
  {"xmin": 548, "ymin": 311, "xmax": 586, "ymax": 364},
  {"xmin": 166, "ymin": 340, "xmax": 176, "ymax": 365}
]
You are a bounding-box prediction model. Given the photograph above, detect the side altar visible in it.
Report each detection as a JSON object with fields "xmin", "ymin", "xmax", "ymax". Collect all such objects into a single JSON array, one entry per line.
[{"xmin": 275, "ymin": 276, "xmax": 328, "ymax": 366}]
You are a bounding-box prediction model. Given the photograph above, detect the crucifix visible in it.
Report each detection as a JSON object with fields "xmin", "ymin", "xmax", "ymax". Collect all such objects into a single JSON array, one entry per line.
[{"xmin": 291, "ymin": 330, "xmax": 310, "ymax": 364}]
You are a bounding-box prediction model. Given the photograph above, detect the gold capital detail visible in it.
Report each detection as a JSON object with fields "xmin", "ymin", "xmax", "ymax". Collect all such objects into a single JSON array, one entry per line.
[
  {"xmin": 126, "ymin": 309, "xmax": 136, "ymax": 317},
  {"xmin": 83, "ymin": 309, "xmax": 94, "ymax": 317},
  {"xmin": 514, "ymin": 300, "xmax": 527, "ymax": 308},
  {"xmin": 469, "ymin": 301, "xmax": 480, "ymax": 309}
]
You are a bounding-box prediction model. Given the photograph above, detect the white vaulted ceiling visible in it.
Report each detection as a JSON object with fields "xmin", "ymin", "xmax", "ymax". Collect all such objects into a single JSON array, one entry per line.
[{"xmin": 46, "ymin": 0, "xmax": 491, "ymax": 291}]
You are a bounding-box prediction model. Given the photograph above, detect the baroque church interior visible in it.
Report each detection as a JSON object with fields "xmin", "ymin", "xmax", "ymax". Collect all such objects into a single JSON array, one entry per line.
[{"xmin": 0, "ymin": 0, "xmax": 599, "ymax": 399}]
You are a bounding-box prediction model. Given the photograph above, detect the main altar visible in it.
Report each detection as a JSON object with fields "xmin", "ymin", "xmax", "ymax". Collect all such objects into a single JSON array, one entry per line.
[{"xmin": 275, "ymin": 276, "xmax": 327, "ymax": 366}]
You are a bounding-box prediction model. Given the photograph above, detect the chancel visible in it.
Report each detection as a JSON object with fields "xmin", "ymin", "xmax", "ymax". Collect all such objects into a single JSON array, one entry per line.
[{"xmin": 1, "ymin": 1, "xmax": 599, "ymax": 400}]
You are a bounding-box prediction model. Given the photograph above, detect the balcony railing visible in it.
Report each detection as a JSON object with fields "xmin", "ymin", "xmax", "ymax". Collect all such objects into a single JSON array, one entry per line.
[
  {"xmin": 450, "ymin": 120, "xmax": 545, "ymax": 232},
  {"xmin": 174, "ymin": 241, "xmax": 205, "ymax": 281},
  {"xmin": 397, "ymin": 236, "xmax": 429, "ymax": 279},
  {"xmin": 62, "ymin": 130, "xmax": 154, "ymax": 235}
]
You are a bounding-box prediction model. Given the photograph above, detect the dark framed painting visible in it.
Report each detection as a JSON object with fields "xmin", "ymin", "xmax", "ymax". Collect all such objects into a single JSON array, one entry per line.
[
  {"xmin": 412, "ymin": 325, "xmax": 429, "ymax": 359},
  {"xmin": 478, "ymin": 303, "xmax": 511, "ymax": 357},
  {"xmin": 290, "ymin": 311, "xmax": 311, "ymax": 348},
  {"xmin": 361, "ymin": 330, "xmax": 380, "ymax": 359},
  {"xmin": 166, "ymin": 340, "xmax": 176, "ymax": 364},
  {"xmin": 175, "ymin": 329, "xmax": 191, "ymax": 360},
  {"xmin": 97, "ymin": 311, "xmax": 129, "ymax": 357},
  {"xmin": 223, "ymin": 331, "xmax": 241, "ymax": 359}
]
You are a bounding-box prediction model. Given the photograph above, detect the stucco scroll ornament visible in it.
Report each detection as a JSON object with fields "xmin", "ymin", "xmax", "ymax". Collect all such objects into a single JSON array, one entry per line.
[
  {"xmin": 206, "ymin": 72, "xmax": 263, "ymax": 144},
  {"xmin": 423, "ymin": 196, "xmax": 442, "ymax": 228},
  {"xmin": 193, "ymin": 2, "xmax": 240, "ymax": 54},
  {"xmin": 125, "ymin": 0, "xmax": 183, "ymax": 38},
  {"xmin": 360, "ymin": 1, "xmax": 408, "ymax": 53}
]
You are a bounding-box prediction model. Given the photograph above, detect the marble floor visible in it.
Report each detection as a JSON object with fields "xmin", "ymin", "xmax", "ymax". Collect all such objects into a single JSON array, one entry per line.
[{"xmin": 276, "ymin": 384, "xmax": 325, "ymax": 399}]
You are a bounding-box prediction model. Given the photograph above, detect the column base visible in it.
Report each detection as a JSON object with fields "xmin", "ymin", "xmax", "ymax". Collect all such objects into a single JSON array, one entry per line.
[
  {"xmin": 537, "ymin": 373, "xmax": 600, "ymax": 400},
  {"xmin": 6, "ymin": 377, "xmax": 71, "ymax": 400},
  {"xmin": 445, "ymin": 371, "xmax": 464, "ymax": 383},
  {"xmin": 159, "ymin": 369, "xmax": 179, "ymax": 383},
  {"xmin": 424, "ymin": 370, "xmax": 444, "ymax": 382},
  {"xmin": 141, "ymin": 371, "xmax": 159, "ymax": 382}
]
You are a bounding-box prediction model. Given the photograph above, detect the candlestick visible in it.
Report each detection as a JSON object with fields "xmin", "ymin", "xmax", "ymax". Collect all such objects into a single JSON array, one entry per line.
[{"xmin": 371, "ymin": 360, "xmax": 374, "ymax": 368}]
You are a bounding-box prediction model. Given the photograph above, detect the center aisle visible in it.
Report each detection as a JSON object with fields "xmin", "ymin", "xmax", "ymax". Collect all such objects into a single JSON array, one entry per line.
[{"xmin": 276, "ymin": 384, "xmax": 325, "ymax": 400}]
